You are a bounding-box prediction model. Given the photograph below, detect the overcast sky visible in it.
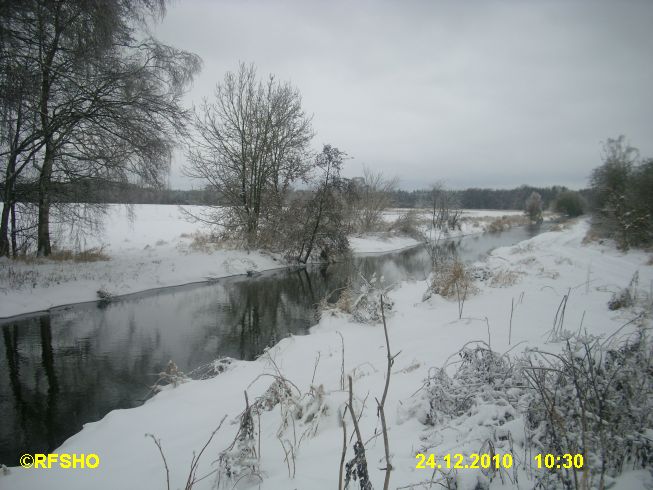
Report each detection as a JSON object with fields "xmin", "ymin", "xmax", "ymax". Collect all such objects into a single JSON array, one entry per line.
[{"xmin": 154, "ymin": 0, "xmax": 653, "ymax": 190}]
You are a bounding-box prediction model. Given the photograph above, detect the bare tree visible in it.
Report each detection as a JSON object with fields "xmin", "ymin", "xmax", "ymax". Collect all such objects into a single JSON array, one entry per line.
[
  {"xmin": 0, "ymin": 1, "xmax": 43, "ymax": 256},
  {"xmin": 185, "ymin": 63, "xmax": 313, "ymax": 248},
  {"xmin": 354, "ymin": 166, "xmax": 398, "ymax": 233},
  {"xmin": 524, "ymin": 191, "xmax": 543, "ymax": 223},
  {"xmin": 285, "ymin": 145, "xmax": 349, "ymax": 263},
  {"xmin": 422, "ymin": 182, "xmax": 461, "ymax": 268},
  {"xmin": 428, "ymin": 182, "xmax": 461, "ymax": 233}
]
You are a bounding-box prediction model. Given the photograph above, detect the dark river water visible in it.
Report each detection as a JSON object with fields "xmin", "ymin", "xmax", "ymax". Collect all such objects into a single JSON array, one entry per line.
[{"xmin": 0, "ymin": 225, "xmax": 545, "ymax": 465}]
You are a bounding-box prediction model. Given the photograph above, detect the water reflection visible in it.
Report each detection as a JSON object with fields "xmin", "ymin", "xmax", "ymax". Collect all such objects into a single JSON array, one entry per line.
[{"xmin": 0, "ymin": 224, "xmax": 544, "ymax": 465}]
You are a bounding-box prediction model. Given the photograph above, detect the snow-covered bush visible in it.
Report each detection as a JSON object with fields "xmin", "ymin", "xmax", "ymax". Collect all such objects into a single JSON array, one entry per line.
[
  {"xmin": 243, "ymin": 366, "xmax": 329, "ymax": 479},
  {"xmin": 425, "ymin": 259, "xmax": 475, "ymax": 298},
  {"xmin": 423, "ymin": 260, "xmax": 477, "ymax": 319},
  {"xmin": 402, "ymin": 343, "xmax": 523, "ymax": 489},
  {"xmin": 188, "ymin": 357, "xmax": 234, "ymax": 380},
  {"xmin": 489, "ymin": 268, "xmax": 521, "ymax": 288},
  {"xmin": 406, "ymin": 332, "xmax": 653, "ymax": 489},
  {"xmin": 421, "ymin": 343, "xmax": 521, "ymax": 426},
  {"xmin": 486, "ymin": 217, "xmax": 510, "ymax": 233},
  {"xmin": 296, "ymin": 384, "xmax": 328, "ymax": 439},
  {"xmin": 150, "ymin": 360, "xmax": 189, "ymax": 394},
  {"xmin": 96, "ymin": 288, "xmax": 114, "ymax": 303},
  {"xmin": 608, "ymin": 271, "xmax": 639, "ymax": 310},
  {"xmin": 217, "ymin": 395, "xmax": 259, "ymax": 487},
  {"xmin": 325, "ymin": 273, "xmax": 393, "ymax": 324},
  {"xmin": 253, "ymin": 376, "xmax": 328, "ymax": 439},
  {"xmin": 524, "ymin": 333, "xmax": 653, "ymax": 489},
  {"xmin": 389, "ymin": 209, "xmax": 424, "ymax": 238},
  {"xmin": 608, "ymin": 288, "xmax": 635, "ymax": 311}
]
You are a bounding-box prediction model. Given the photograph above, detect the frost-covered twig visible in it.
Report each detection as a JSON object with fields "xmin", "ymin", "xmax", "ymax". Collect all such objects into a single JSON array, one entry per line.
[
  {"xmin": 377, "ymin": 296, "xmax": 397, "ymax": 490},
  {"xmin": 146, "ymin": 434, "xmax": 170, "ymax": 490},
  {"xmin": 146, "ymin": 414, "xmax": 227, "ymax": 490},
  {"xmin": 345, "ymin": 376, "xmax": 372, "ymax": 489},
  {"xmin": 339, "ymin": 409, "xmax": 348, "ymax": 490}
]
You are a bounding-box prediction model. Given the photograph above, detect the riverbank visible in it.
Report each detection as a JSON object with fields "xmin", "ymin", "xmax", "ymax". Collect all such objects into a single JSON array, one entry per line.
[
  {"xmin": 0, "ymin": 204, "xmax": 521, "ymax": 318},
  {"xmin": 3, "ymin": 218, "xmax": 651, "ymax": 489}
]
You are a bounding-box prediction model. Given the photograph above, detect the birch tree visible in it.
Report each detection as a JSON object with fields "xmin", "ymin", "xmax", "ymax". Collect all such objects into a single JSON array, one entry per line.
[{"xmin": 0, "ymin": 0, "xmax": 201, "ymax": 256}]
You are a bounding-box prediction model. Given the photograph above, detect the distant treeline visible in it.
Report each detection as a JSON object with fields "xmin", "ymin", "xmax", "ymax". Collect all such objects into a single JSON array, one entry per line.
[
  {"xmin": 392, "ymin": 185, "xmax": 590, "ymax": 210},
  {"xmin": 3, "ymin": 181, "xmax": 589, "ymax": 210},
  {"xmin": 7, "ymin": 180, "xmax": 224, "ymax": 206}
]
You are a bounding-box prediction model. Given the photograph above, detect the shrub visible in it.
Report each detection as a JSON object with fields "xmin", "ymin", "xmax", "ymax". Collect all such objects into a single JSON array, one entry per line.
[
  {"xmin": 217, "ymin": 394, "xmax": 259, "ymax": 487},
  {"xmin": 589, "ymin": 136, "xmax": 653, "ymax": 248},
  {"xmin": 325, "ymin": 274, "xmax": 393, "ymax": 324},
  {"xmin": 524, "ymin": 334, "xmax": 653, "ymax": 489},
  {"xmin": 422, "ymin": 343, "xmax": 516, "ymax": 426},
  {"xmin": 486, "ymin": 217, "xmax": 509, "ymax": 233},
  {"xmin": 524, "ymin": 191, "xmax": 543, "ymax": 223},
  {"xmin": 411, "ymin": 332, "xmax": 653, "ymax": 489},
  {"xmin": 404, "ymin": 342, "xmax": 523, "ymax": 487},
  {"xmin": 424, "ymin": 259, "xmax": 476, "ymax": 300},
  {"xmin": 489, "ymin": 268, "xmax": 521, "ymax": 288},
  {"xmin": 150, "ymin": 360, "xmax": 189, "ymax": 394},
  {"xmin": 14, "ymin": 246, "xmax": 110, "ymax": 262},
  {"xmin": 278, "ymin": 192, "xmax": 349, "ymax": 263},
  {"xmin": 390, "ymin": 209, "xmax": 423, "ymax": 238},
  {"xmin": 553, "ymin": 191, "xmax": 585, "ymax": 217},
  {"xmin": 423, "ymin": 258, "xmax": 477, "ymax": 318},
  {"xmin": 484, "ymin": 215, "xmax": 529, "ymax": 233},
  {"xmin": 608, "ymin": 271, "xmax": 639, "ymax": 310}
]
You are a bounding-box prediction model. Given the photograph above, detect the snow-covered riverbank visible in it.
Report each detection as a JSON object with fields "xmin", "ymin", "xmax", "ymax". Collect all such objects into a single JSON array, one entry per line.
[
  {"xmin": 0, "ymin": 205, "xmax": 411, "ymax": 317},
  {"xmin": 3, "ymin": 218, "xmax": 651, "ymax": 489},
  {"xmin": 0, "ymin": 204, "xmax": 522, "ymax": 318}
]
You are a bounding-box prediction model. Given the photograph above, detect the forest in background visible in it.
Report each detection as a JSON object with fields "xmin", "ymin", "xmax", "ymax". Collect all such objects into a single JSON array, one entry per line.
[{"xmin": 0, "ymin": 180, "xmax": 588, "ymax": 210}]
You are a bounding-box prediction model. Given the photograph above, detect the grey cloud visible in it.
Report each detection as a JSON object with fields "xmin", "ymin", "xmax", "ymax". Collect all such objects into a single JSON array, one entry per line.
[{"xmin": 155, "ymin": 0, "xmax": 653, "ymax": 190}]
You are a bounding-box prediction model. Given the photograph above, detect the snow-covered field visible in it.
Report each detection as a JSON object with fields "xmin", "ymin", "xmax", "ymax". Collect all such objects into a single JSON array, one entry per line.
[
  {"xmin": 3, "ymin": 218, "xmax": 652, "ymax": 489},
  {"xmin": 383, "ymin": 208, "xmax": 525, "ymax": 221},
  {"xmin": 0, "ymin": 204, "xmax": 526, "ymax": 318},
  {"xmin": 348, "ymin": 234, "xmax": 421, "ymax": 254}
]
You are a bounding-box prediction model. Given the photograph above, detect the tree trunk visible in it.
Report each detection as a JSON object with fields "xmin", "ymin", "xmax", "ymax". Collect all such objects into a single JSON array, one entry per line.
[
  {"xmin": 10, "ymin": 203, "xmax": 17, "ymax": 257},
  {"xmin": 0, "ymin": 153, "xmax": 18, "ymax": 257},
  {"xmin": 301, "ymin": 202, "xmax": 323, "ymax": 264},
  {"xmin": 37, "ymin": 144, "xmax": 54, "ymax": 256},
  {"xmin": 0, "ymin": 205, "xmax": 10, "ymax": 257},
  {"xmin": 36, "ymin": 7, "xmax": 59, "ymax": 257},
  {"xmin": 301, "ymin": 167, "xmax": 330, "ymax": 263}
]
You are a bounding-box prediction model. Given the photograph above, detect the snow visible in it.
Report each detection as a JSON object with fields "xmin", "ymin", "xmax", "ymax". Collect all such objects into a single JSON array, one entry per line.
[
  {"xmin": 348, "ymin": 234, "xmax": 421, "ymax": 253},
  {"xmin": 3, "ymin": 217, "xmax": 652, "ymax": 489},
  {"xmin": 383, "ymin": 208, "xmax": 524, "ymax": 221},
  {"xmin": 461, "ymin": 209, "xmax": 524, "ymax": 218}
]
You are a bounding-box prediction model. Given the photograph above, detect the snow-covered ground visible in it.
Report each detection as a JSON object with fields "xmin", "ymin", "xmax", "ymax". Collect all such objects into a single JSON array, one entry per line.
[
  {"xmin": 0, "ymin": 204, "xmax": 526, "ymax": 318},
  {"xmin": 348, "ymin": 234, "xmax": 421, "ymax": 254},
  {"xmin": 3, "ymin": 218, "xmax": 651, "ymax": 489},
  {"xmin": 383, "ymin": 208, "xmax": 524, "ymax": 221}
]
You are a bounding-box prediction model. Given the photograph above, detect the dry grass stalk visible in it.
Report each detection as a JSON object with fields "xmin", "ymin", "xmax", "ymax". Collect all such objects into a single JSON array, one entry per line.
[{"xmin": 13, "ymin": 246, "xmax": 109, "ymax": 263}]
